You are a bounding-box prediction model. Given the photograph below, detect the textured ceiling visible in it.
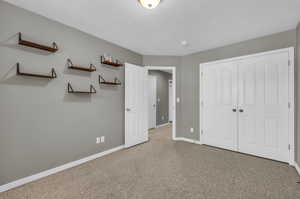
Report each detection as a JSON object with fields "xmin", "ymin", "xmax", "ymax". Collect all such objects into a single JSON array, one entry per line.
[{"xmin": 4, "ymin": 0, "xmax": 300, "ymax": 55}]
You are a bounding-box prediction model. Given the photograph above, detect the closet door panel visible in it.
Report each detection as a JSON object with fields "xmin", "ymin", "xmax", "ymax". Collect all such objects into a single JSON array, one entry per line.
[
  {"xmin": 238, "ymin": 53, "xmax": 289, "ymax": 162},
  {"xmin": 202, "ymin": 62, "xmax": 238, "ymax": 151}
]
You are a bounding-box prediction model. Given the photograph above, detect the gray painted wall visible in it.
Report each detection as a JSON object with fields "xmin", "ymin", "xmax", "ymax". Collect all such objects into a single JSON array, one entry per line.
[
  {"xmin": 0, "ymin": 1, "xmax": 142, "ymax": 186},
  {"xmin": 297, "ymin": 23, "xmax": 300, "ymax": 165},
  {"xmin": 1, "ymin": 0, "xmax": 299, "ymax": 187},
  {"xmin": 180, "ymin": 30, "xmax": 297, "ymax": 140},
  {"xmin": 148, "ymin": 71, "xmax": 172, "ymax": 125},
  {"xmin": 143, "ymin": 30, "xmax": 297, "ymax": 141}
]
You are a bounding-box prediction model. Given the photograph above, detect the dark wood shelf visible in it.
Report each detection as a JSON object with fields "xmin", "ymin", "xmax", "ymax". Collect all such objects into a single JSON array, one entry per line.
[
  {"xmin": 68, "ymin": 66, "xmax": 96, "ymax": 72},
  {"xmin": 99, "ymin": 75, "xmax": 121, "ymax": 86},
  {"xmin": 67, "ymin": 59, "xmax": 96, "ymax": 72},
  {"xmin": 101, "ymin": 56, "xmax": 123, "ymax": 67},
  {"xmin": 67, "ymin": 82, "xmax": 96, "ymax": 94},
  {"xmin": 18, "ymin": 33, "xmax": 58, "ymax": 53},
  {"xmin": 16, "ymin": 63, "xmax": 57, "ymax": 79},
  {"xmin": 100, "ymin": 81, "xmax": 122, "ymax": 85}
]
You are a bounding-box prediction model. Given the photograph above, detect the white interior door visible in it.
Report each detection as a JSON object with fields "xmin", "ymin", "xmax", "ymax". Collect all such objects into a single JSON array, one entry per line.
[
  {"xmin": 148, "ymin": 75, "xmax": 157, "ymax": 129},
  {"xmin": 238, "ymin": 52, "xmax": 289, "ymax": 162},
  {"xmin": 125, "ymin": 63, "xmax": 148, "ymax": 148},
  {"xmin": 202, "ymin": 61, "xmax": 238, "ymax": 151},
  {"xmin": 169, "ymin": 80, "xmax": 173, "ymax": 122}
]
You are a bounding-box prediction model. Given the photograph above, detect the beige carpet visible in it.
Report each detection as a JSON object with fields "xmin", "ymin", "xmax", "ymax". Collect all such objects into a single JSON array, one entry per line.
[{"xmin": 1, "ymin": 125, "xmax": 300, "ymax": 199}]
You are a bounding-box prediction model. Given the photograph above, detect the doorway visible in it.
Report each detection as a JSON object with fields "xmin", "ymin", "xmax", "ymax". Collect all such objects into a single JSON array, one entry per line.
[{"xmin": 146, "ymin": 66, "xmax": 176, "ymax": 140}]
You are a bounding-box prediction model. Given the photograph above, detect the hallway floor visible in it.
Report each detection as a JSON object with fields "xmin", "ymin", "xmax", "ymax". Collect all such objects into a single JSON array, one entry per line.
[{"xmin": 1, "ymin": 125, "xmax": 300, "ymax": 199}]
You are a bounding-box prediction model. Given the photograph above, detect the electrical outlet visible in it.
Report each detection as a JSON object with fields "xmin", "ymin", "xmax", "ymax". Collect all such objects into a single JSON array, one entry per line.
[
  {"xmin": 96, "ymin": 137, "xmax": 101, "ymax": 144},
  {"xmin": 190, "ymin": 128, "xmax": 194, "ymax": 133},
  {"xmin": 100, "ymin": 136, "xmax": 105, "ymax": 143}
]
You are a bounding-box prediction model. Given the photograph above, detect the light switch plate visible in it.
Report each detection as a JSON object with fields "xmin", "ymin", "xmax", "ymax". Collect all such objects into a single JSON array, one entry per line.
[
  {"xmin": 100, "ymin": 136, "xmax": 105, "ymax": 143},
  {"xmin": 96, "ymin": 137, "xmax": 101, "ymax": 144}
]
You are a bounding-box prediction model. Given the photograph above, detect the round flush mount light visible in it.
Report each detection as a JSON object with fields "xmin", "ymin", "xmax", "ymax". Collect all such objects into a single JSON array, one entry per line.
[
  {"xmin": 181, "ymin": 40, "xmax": 188, "ymax": 46},
  {"xmin": 139, "ymin": 0, "xmax": 161, "ymax": 9}
]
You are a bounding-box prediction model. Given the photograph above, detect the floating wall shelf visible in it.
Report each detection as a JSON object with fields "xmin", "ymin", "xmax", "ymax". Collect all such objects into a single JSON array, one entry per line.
[
  {"xmin": 99, "ymin": 75, "xmax": 121, "ymax": 85},
  {"xmin": 16, "ymin": 63, "xmax": 57, "ymax": 79},
  {"xmin": 18, "ymin": 32, "xmax": 58, "ymax": 53},
  {"xmin": 67, "ymin": 82, "xmax": 96, "ymax": 94},
  {"xmin": 67, "ymin": 59, "xmax": 96, "ymax": 72},
  {"xmin": 101, "ymin": 56, "xmax": 123, "ymax": 67}
]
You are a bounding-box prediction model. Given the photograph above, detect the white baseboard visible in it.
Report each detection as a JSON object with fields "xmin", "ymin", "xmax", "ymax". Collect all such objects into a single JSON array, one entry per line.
[
  {"xmin": 0, "ymin": 145, "xmax": 124, "ymax": 193},
  {"xmin": 156, "ymin": 123, "xmax": 170, "ymax": 128},
  {"xmin": 174, "ymin": 137, "xmax": 201, "ymax": 144},
  {"xmin": 194, "ymin": 140, "xmax": 202, "ymax": 145},
  {"xmin": 294, "ymin": 161, "xmax": 300, "ymax": 176}
]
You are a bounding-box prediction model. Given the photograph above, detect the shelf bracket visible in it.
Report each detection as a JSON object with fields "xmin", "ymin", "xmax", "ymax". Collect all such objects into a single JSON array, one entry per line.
[
  {"xmin": 67, "ymin": 59, "xmax": 96, "ymax": 72},
  {"xmin": 18, "ymin": 32, "xmax": 58, "ymax": 52},
  {"xmin": 67, "ymin": 82, "xmax": 97, "ymax": 94},
  {"xmin": 99, "ymin": 75, "xmax": 121, "ymax": 85},
  {"xmin": 100, "ymin": 56, "xmax": 123, "ymax": 67},
  {"xmin": 16, "ymin": 63, "xmax": 57, "ymax": 79}
]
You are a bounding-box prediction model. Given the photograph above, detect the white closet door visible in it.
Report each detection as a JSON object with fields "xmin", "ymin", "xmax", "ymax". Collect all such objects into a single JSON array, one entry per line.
[
  {"xmin": 125, "ymin": 63, "xmax": 148, "ymax": 148},
  {"xmin": 238, "ymin": 52, "xmax": 289, "ymax": 162},
  {"xmin": 148, "ymin": 75, "xmax": 157, "ymax": 129},
  {"xmin": 202, "ymin": 62, "xmax": 238, "ymax": 151}
]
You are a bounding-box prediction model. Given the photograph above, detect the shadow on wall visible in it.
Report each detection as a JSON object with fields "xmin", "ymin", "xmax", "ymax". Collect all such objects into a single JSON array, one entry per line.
[
  {"xmin": 0, "ymin": 63, "xmax": 51, "ymax": 87},
  {"xmin": 0, "ymin": 33, "xmax": 55, "ymax": 56},
  {"xmin": 99, "ymin": 84, "xmax": 121, "ymax": 91}
]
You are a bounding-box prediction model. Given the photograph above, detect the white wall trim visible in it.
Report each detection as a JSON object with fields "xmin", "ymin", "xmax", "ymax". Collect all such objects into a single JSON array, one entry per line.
[
  {"xmin": 199, "ymin": 47, "xmax": 295, "ymax": 165},
  {"xmin": 294, "ymin": 162, "xmax": 300, "ymax": 176},
  {"xmin": 146, "ymin": 66, "xmax": 176, "ymax": 140},
  {"xmin": 156, "ymin": 122, "xmax": 170, "ymax": 128},
  {"xmin": 287, "ymin": 47, "xmax": 295, "ymax": 166},
  {"xmin": 174, "ymin": 137, "xmax": 201, "ymax": 144},
  {"xmin": 0, "ymin": 145, "xmax": 124, "ymax": 193},
  {"xmin": 199, "ymin": 47, "xmax": 294, "ymax": 66}
]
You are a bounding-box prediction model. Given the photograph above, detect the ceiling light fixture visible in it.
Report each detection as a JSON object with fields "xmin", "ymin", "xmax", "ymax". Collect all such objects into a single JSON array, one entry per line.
[
  {"xmin": 139, "ymin": 0, "xmax": 161, "ymax": 9},
  {"xmin": 181, "ymin": 40, "xmax": 188, "ymax": 46}
]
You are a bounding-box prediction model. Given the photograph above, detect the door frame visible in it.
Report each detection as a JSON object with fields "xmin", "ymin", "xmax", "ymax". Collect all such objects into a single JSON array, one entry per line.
[
  {"xmin": 146, "ymin": 66, "xmax": 176, "ymax": 140},
  {"xmin": 148, "ymin": 75, "xmax": 157, "ymax": 129},
  {"xmin": 199, "ymin": 47, "xmax": 295, "ymax": 165},
  {"xmin": 168, "ymin": 79, "xmax": 173, "ymax": 122}
]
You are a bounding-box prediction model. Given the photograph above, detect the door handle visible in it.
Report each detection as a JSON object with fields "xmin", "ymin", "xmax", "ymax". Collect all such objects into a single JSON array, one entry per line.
[
  {"xmin": 126, "ymin": 108, "xmax": 131, "ymax": 112},
  {"xmin": 232, "ymin": 109, "xmax": 237, "ymax": 112},
  {"xmin": 239, "ymin": 109, "xmax": 244, "ymax": 113}
]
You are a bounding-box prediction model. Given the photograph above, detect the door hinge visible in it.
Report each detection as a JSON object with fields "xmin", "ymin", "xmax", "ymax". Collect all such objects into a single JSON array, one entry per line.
[
  {"xmin": 288, "ymin": 60, "xmax": 291, "ymax": 67},
  {"xmin": 201, "ymin": 130, "xmax": 204, "ymax": 135},
  {"xmin": 288, "ymin": 102, "xmax": 291, "ymax": 109},
  {"xmin": 201, "ymin": 72, "xmax": 203, "ymax": 76},
  {"xmin": 288, "ymin": 144, "xmax": 291, "ymax": 150},
  {"xmin": 201, "ymin": 101, "xmax": 204, "ymax": 107}
]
